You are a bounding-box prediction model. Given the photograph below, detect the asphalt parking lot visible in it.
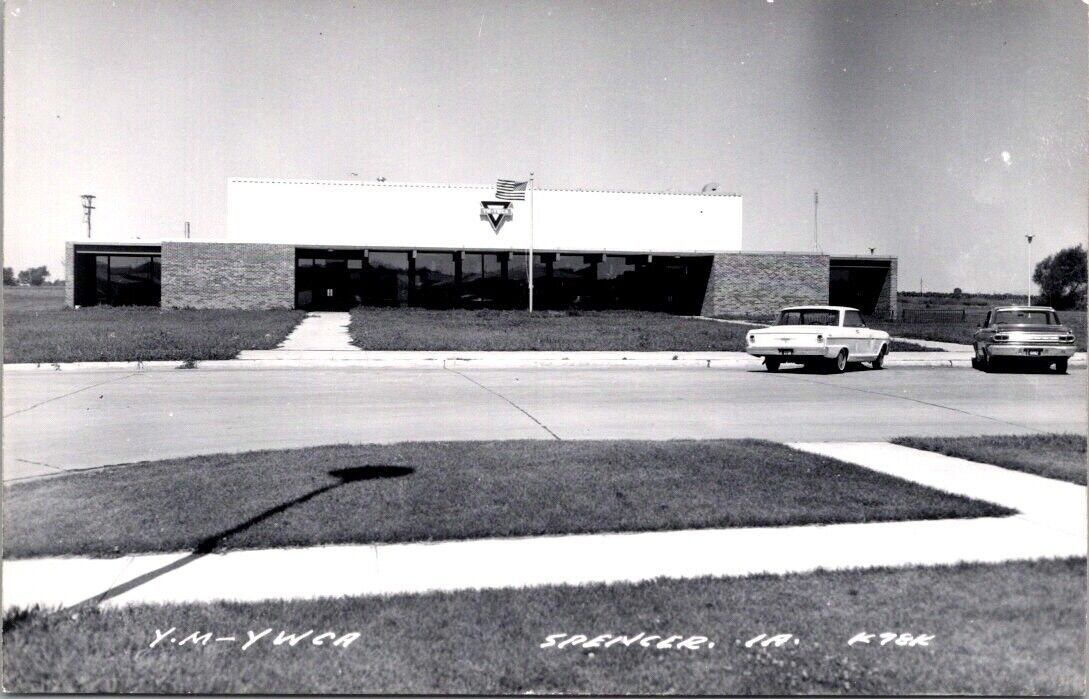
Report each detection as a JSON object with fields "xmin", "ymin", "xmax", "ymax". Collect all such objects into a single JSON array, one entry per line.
[{"xmin": 4, "ymin": 364, "xmax": 1085, "ymax": 482}]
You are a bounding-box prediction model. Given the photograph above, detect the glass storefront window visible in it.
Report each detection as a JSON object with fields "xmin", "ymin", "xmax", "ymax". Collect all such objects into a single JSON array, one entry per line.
[
  {"xmin": 367, "ymin": 251, "xmax": 410, "ymax": 306},
  {"xmin": 461, "ymin": 253, "xmax": 504, "ymax": 308},
  {"xmin": 413, "ymin": 252, "xmax": 457, "ymax": 308},
  {"xmin": 545, "ymin": 254, "xmax": 597, "ymax": 310},
  {"xmin": 89, "ymin": 255, "xmax": 160, "ymax": 306}
]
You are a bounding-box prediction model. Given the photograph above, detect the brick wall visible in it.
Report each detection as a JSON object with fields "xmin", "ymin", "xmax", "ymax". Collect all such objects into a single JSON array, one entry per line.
[
  {"xmin": 161, "ymin": 242, "xmax": 294, "ymax": 309},
  {"xmin": 64, "ymin": 242, "xmax": 75, "ymax": 307},
  {"xmin": 887, "ymin": 258, "xmax": 898, "ymax": 318},
  {"xmin": 700, "ymin": 253, "xmax": 830, "ymax": 317}
]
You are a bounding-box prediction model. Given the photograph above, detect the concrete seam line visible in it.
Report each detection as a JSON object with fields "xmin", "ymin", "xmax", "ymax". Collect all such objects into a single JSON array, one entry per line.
[
  {"xmin": 2, "ymin": 371, "xmax": 141, "ymax": 419},
  {"xmin": 444, "ymin": 367, "xmax": 562, "ymax": 441},
  {"xmin": 779, "ymin": 372, "xmax": 1047, "ymax": 434}
]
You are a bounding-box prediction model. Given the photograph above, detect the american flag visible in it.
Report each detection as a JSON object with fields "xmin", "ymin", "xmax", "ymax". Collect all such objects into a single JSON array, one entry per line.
[{"xmin": 495, "ymin": 179, "xmax": 529, "ymax": 201}]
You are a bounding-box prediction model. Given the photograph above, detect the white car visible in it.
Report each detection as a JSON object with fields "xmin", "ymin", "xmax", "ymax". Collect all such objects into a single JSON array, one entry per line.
[{"xmin": 745, "ymin": 306, "xmax": 891, "ymax": 373}]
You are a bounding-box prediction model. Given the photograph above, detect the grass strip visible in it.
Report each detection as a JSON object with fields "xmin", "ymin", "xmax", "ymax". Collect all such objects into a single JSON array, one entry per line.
[
  {"xmin": 3, "ymin": 289, "xmax": 304, "ymax": 363},
  {"xmin": 349, "ymin": 307, "xmax": 754, "ymax": 351},
  {"xmin": 3, "ymin": 558, "xmax": 1083, "ymax": 694},
  {"xmin": 893, "ymin": 433, "xmax": 1087, "ymax": 485},
  {"xmin": 4, "ymin": 440, "xmax": 1011, "ymax": 559}
]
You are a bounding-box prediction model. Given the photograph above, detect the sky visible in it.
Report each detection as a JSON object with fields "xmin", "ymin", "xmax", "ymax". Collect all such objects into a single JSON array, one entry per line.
[{"xmin": 4, "ymin": 0, "xmax": 1087, "ymax": 292}]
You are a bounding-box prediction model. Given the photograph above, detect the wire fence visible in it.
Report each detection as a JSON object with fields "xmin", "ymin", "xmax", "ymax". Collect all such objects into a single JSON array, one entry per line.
[{"xmin": 896, "ymin": 308, "xmax": 989, "ymax": 324}]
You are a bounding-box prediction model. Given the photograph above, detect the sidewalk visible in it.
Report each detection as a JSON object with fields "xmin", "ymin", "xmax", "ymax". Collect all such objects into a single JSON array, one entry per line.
[
  {"xmin": 7, "ymin": 350, "xmax": 1053, "ymax": 372},
  {"xmin": 241, "ymin": 311, "xmax": 360, "ymax": 355},
  {"xmin": 4, "ymin": 443, "xmax": 1084, "ymax": 610}
]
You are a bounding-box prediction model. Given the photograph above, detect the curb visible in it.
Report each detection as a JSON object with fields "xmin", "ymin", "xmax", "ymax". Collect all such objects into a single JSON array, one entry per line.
[{"xmin": 6, "ymin": 352, "xmax": 1082, "ymax": 372}]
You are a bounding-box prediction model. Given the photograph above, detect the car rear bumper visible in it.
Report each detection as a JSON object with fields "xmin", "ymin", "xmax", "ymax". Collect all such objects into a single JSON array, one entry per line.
[
  {"xmin": 747, "ymin": 346, "xmax": 838, "ymax": 359},
  {"xmin": 987, "ymin": 344, "xmax": 1077, "ymax": 358}
]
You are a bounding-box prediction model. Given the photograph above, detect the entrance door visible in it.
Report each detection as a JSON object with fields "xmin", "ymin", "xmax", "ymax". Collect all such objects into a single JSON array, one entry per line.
[{"xmin": 296, "ymin": 257, "xmax": 357, "ymax": 311}]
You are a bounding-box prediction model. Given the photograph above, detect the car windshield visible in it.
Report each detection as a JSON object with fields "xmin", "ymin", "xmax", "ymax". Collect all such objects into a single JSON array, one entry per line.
[
  {"xmin": 777, "ymin": 309, "xmax": 839, "ymax": 326},
  {"xmin": 994, "ymin": 309, "xmax": 1059, "ymax": 325}
]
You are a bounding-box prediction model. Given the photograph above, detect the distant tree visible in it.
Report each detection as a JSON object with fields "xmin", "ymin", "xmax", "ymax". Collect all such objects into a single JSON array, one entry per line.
[
  {"xmin": 16, "ymin": 265, "xmax": 50, "ymax": 286},
  {"xmin": 1033, "ymin": 245, "xmax": 1087, "ymax": 309},
  {"xmin": 2, "ymin": 267, "xmax": 14, "ymax": 286},
  {"xmin": 952, "ymin": 287, "xmax": 963, "ymax": 298}
]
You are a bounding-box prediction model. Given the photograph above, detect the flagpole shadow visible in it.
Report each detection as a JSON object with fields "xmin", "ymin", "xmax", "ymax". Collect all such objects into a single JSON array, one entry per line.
[{"xmin": 61, "ymin": 465, "xmax": 415, "ymax": 613}]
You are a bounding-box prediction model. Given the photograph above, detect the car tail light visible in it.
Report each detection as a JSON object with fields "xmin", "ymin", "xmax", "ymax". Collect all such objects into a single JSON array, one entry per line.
[
  {"xmin": 994, "ymin": 334, "xmax": 1009, "ymax": 341},
  {"xmin": 816, "ymin": 334, "xmax": 824, "ymax": 343},
  {"xmin": 1061, "ymin": 335, "xmax": 1075, "ymax": 343},
  {"xmin": 748, "ymin": 334, "xmax": 755, "ymax": 344}
]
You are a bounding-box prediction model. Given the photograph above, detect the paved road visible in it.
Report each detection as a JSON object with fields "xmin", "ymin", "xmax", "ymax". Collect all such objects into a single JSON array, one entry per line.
[{"xmin": 3, "ymin": 365, "xmax": 1085, "ymax": 481}]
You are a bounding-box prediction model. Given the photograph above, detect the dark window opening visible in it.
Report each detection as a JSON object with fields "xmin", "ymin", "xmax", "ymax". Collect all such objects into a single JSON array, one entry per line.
[
  {"xmin": 75, "ymin": 253, "xmax": 160, "ymax": 306},
  {"xmin": 294, "ymin": 248, "xmax": 713, "ymax": 315}
]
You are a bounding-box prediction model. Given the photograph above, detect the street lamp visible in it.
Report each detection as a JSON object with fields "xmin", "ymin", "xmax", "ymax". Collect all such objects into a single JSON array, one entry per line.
[{"xmin": 1025, "ymin": 235, "xmax": 1035, "ymax": 305}]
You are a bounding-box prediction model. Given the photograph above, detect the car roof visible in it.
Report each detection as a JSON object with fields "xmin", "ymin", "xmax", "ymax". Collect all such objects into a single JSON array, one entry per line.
[
  {"xmin": 779, "ymin": 306, "xmax": 856, "ymax": 312},
  {"xmin": 992, "ymin": 306, "xmax": 1057, "ymax": 312}
]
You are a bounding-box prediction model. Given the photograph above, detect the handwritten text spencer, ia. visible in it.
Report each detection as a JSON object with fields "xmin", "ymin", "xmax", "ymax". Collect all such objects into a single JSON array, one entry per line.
[{"xmin": 540, "ymin": 631, "xmax": 934, "ymax": 650}]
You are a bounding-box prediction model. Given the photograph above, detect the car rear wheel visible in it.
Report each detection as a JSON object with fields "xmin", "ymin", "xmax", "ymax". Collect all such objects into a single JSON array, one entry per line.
[
  {"xmin": 828, "ymin": 349, "xmax": 848, "ymax": 374},
  {"xmin": 871, "ymin": 345, "xmax": 887, "ymax": 369},
  {"xmin": 765, "ymin": 358, "xmax": 781, "ymax": 372},
  {"xmin": 978, "ymin": 346, "xmax": 994, "ymax": 373},
  {"xmin": 1054, "ymin": 358, "xmax": 1068, "ymax": 374}
]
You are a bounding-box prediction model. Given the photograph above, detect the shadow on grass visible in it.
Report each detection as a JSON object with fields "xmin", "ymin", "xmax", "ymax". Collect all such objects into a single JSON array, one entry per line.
[{"xmin": 57, "ymin": 465, "xmax": 415, "ymax": 614}]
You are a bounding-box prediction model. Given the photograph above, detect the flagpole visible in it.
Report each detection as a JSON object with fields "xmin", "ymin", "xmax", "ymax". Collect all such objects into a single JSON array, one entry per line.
[{"xmin": 528, "ymin": 172, "xmax": 535, "ymax": 313}]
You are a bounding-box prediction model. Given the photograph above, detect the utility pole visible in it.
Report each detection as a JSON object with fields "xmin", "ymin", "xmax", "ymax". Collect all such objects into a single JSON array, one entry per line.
[
  {"xmin": 185, "ymin": 221, "xmax": 191, "ymax": 239},
  {"xmin": 813, "ymin": 190, "xmax": 820, "ymax": 252},
  {"xmin": 81, "ymin": 195, "xmax": 96, "ymax": 238},
  {"xmin": 1025, "ymin": 234, "xmax": 1035, "ymax": 305}
]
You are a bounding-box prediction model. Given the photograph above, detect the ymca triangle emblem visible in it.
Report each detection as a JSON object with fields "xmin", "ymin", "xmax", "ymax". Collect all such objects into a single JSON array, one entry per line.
[{"xmin": 480, "ymin": 200, "xmax": 513, "ymax": 233}]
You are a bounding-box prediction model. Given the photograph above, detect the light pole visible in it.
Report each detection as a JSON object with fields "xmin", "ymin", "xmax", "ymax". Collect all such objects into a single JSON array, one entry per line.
[{"xmin": 1025, "ymin": 235, "xmax": 1035, "ymax": 305}]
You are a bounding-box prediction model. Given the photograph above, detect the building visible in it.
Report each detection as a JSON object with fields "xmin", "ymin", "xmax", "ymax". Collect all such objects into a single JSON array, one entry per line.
[{"xmin": 65, "ymin": 178, "xmax": 897, "ymax": 317}]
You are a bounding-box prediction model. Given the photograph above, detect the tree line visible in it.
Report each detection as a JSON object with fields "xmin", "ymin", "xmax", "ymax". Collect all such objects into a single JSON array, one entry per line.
[
  {"xmin": 3, "ymin": 266, "xmax": 60, "ymax": 286},
  {"xmin": 1033, "ymin": 244, "xmax": 1087, "ymax": 310}
]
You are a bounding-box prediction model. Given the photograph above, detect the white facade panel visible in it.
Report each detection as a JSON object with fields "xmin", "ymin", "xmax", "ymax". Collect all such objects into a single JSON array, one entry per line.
[{"xmin": 227, "ymin": 179, "xmax": 741, "ymax": 254}]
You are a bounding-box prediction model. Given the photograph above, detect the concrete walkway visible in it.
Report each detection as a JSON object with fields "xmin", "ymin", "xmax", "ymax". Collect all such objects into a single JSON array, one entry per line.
[
  {"xmin": 238, "ymin": 311, "xmax": 360, "ymax": 357},
  {"xmin": 4, "ymin": 443, "xmax": 1084, "ymax": 610},
  {"xmin": 11, "ymin": 349, "xmax": 1068, "ymax": 372}
]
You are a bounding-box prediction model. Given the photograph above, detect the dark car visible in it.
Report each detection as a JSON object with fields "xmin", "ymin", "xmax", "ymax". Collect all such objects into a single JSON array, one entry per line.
[{"xmin": 973, "ymin": 306, "xmax": 1076, "ymax": 373}]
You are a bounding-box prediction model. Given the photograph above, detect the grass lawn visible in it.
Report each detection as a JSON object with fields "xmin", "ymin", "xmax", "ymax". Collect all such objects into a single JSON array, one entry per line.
[
  {"xmin": 349, "ymin": 307, "xmax": 940, "ymax": 352},
  {"xmin": 3, "ymin": 558, "xmax": 1083, "ymax": 693},
  {"xmin": 888, "ymin": 339, "xmax": 943, "ymax": 352},
  {"xmin": 349, "ymin": 308, "xmax": 755, "ymax": 351},
  {"xmin": 3, "ymin": 287, "xmax": 304, "ymax": 363},
  {"xmin": 872, "ymin": 311, "xmax": 1087, "ymax": 351},
  {"xmin": 3, "ymin": 440, "xmax": 1010, "ymax": 559},
  {"xmin": 893, "ymin": 433, "xmax": 1087, "ymax": 485}
]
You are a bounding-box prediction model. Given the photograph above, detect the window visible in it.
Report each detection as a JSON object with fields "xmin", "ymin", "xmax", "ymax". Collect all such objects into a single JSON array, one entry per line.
[
  {"xmin": 413, "ymin": 252, "xmax": 457, "ymax": 308},
  {"xmin": 778, "ymin": 309, "xmax": 839, "ymax": 326},
  {"xmin": 92, "ymin": 255, "xmax": 160, "ymax": 306},
  {"xmin": 843, "ymin": 310, "xmax": 866, "ymax": 328},
  {"xmin": 994, "ymin": 309, "xmax": 1058, "ymax": 325},
  {"xmin": 460, "ymin": 253, "xmax": 504, "ymax": 308},
  {"xmin": 366, "ymin": 251, "xmax": 411, "ymax": 305}
]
